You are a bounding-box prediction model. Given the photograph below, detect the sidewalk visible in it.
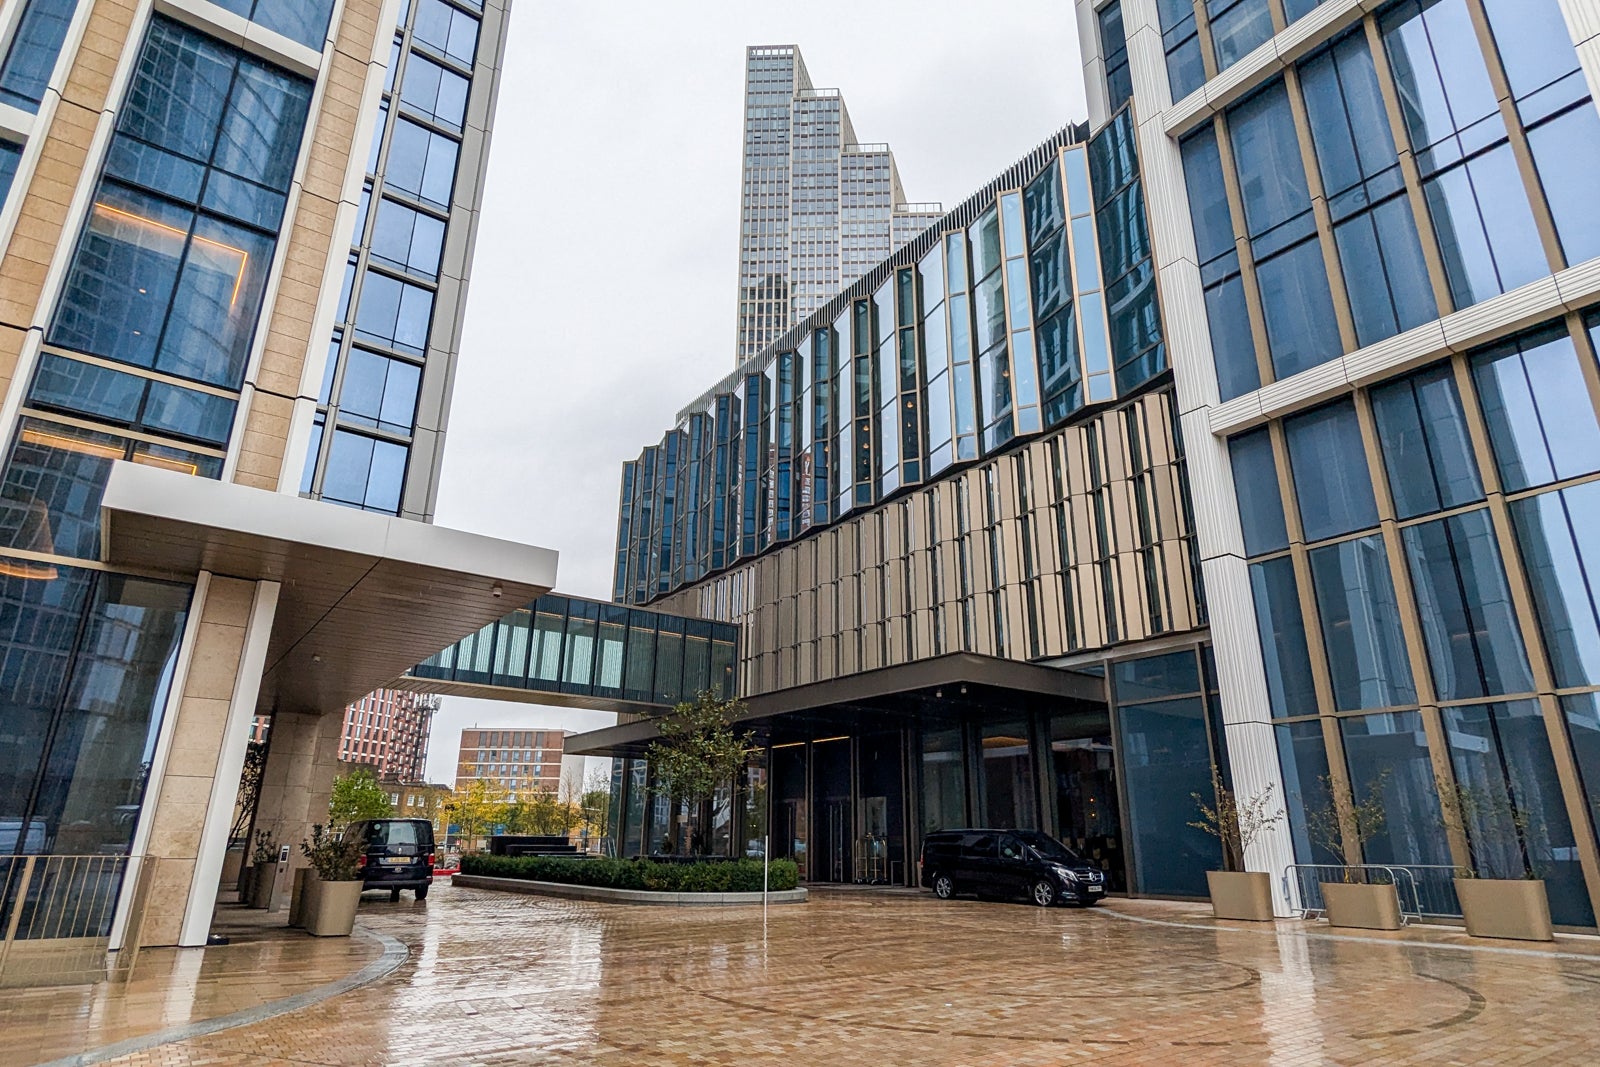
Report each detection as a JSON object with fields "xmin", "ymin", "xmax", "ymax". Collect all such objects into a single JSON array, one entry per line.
[{"xmin": 0, "ymin": 904, "xmax": 401, "ymax": 1067}]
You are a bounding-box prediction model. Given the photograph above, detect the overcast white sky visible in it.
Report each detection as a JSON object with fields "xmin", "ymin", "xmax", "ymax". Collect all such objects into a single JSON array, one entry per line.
[{"xmin": 422, "ymin": 2, "xmax": 1087, "ymax": 784}]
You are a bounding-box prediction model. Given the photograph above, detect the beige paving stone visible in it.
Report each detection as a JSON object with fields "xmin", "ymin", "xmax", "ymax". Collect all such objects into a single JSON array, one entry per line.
[{"xmin": 5, "ymin": 887, "xmax": 1599, "ymax": 1066}]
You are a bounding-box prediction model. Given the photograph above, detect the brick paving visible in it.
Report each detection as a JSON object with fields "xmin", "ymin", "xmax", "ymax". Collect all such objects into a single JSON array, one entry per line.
[{"xmin": 19, "ymin": 883, "xmax": 1600, "ymax": 1065}]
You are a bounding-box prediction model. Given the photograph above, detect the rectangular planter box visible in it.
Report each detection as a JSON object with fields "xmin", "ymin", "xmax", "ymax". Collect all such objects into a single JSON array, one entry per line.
[
  {"xmin": 1207, "ymin": 870, "xmax": 1275, "ymax": 921},
  {"xmin": 1320, "ymin": 881, "xmax": 1402, "ymax": 930},
  {"xmin": 248, "ymin": 862, "xmax": 275, "ymax": 909},
  {"xmin": 304, "ymin": 877, "xmax": 362, "ymax": 937},
  {"xmin": 1455, "ymin": 878, "xmax": 1553, "ymax": 942}
]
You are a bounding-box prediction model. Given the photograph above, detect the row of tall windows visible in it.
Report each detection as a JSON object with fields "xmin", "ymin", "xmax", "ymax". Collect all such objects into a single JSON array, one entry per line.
[
  {"xmin": 303, "ymin": 0, "xmax": 483, "ymax": 515},
  {"xmin": 619, "ymin": 113, "xmax": 1167, "ymax": 605},
  {"xmin": 1231, "ymin": 309, "xmax": 1600, "ymax": 926},
  {"xmin": 1156, "ymin": 0, "xmax": 1329, "ymax": 102},
  {"xmin": 1182, "ymin": 0, "xmax": 1600, "ymax": 401}
]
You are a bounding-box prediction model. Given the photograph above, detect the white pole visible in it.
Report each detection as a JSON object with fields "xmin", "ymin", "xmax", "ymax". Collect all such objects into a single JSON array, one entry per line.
[{"xmin": 763, "ymin": 834, "xmax": 769, "ymax": 927}]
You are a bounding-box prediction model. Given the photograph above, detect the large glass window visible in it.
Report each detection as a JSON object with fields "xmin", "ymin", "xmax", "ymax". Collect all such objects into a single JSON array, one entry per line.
[
  {"xmin": 1156, "ymin": 0, "xmax": 1206, "ymax": 102},
  {"xmin": 1284, "ymin": 400, "xmax": 1377, "ymax": 542},
  {"xmin": 920, "ymin": 727, "xmax": 966, "ymax": 836},
  {"xmin": 399, "ymin": 52, "xmax": 468, "ymax": 131},
  {"xmin": 1383, "ymin": 0, "xmax": 1548, "ymax": 307},
  {"xmin": 1187, "ymin": 129, "xmax": 1259, "ymax": 400},
  {"xmin": 369, "ymin": 198, "xmax": 446, "ymax": 278},
  {"xmin": 0, "ymin": 0, "xmax": 75, "ymax": 111},
  {"xmin": 1099, "ymin": 2, "xmax": 1133, "ymax": 113},
  {"xmin": 412, "ymin": 0, "xmax": 479, "ymax": 67},
  {"xmin": 337, "ymin": 348, "xmax": 420, "ymax": 435},
  {"xmin": 0, "ymin": 562, "xmax": 191, "ymax": 866},
  {"xmin": 1251, "ymin": 556, "xmax": 1317, "ymax": 717},
  {"xmin": 1443, "ymin": 701, "xmax": 1593, "ymax": 926},
  {"xmin": 980, "ymin": 719, "xmax": 1035, "ymax": 830},
  {"xmin": 1370, "ymin": 362, "xmax": 1483, "ymax": 519},
  {"xmin": 212, "ymin": 0, "xmax": 335, "ymax": 49},
  {"xmin": 385, "ymin": 118, "xmax": 458, "ymax": 209},
  {"xmin": 1510, "ymin": 482, "xmax": 1600, "ymax": 689},
  {"xmin": 1309, "ymin": 535, "xmax": 1416, "ymax": 710},
  {"xmin": 1276, "ymin": 721, "xmax": 1339, "ymax": 864},
  {"xmin": 1208, "ymin": 0, "xmax": 1273, "ymax": 73},
  {"xmin": 29, "ymin": 354, "xmax": 235, "ymax": 447},
  {"xmin": 1228, "ymin": 427, "xmax": 1288, "ymax": 557},
  {"xmin": 321, "ymin": 428, "xmax": 407, "ymax": 514},
  {"xmin": 48, "ymin": 19, "xmax": 311, "ymax": 390},
  {"xmin": 1471, "ymin": 327, "xmax": 1600, "ymax": 492},
  {"xmin": 353, "ymin": 270, "xmax": 434, "ymax": 356},
  {"xmin": 1403, "ymin": 508, "xmax": 1534, "ymax": 700},
  {"xmin": 1340, "ymin": 711, "xmax": 1453, "ymax": 870},
  {"xmin": 1117, "ymin": 696, "xmax": 1221, "ymax": 896}
]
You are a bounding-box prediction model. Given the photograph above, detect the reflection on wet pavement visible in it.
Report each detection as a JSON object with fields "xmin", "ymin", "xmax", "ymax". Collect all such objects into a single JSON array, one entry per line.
[{"xmin": 52, "ymin": 884, "xmax": 1600, "ymax": 1065}]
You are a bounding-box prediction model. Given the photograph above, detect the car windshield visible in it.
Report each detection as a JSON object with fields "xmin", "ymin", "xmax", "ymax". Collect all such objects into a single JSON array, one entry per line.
[
  {"xmin": 364, "ymin": 821, "xmax": 426, "ymax": 848},
  {"xmin": 1014, "ymin": 831, "xmax": 1081, "ymax": 863}
]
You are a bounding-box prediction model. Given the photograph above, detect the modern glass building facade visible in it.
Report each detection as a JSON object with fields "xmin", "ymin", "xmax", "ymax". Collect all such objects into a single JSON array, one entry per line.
[
  {"xmin": 583, "ymin": 0, "xmax": 1600, "ymax": 929},
  {"xmin": 734, "ymin": 45, "xmax": 942, "ymax": 364},
  {"xmin": 299, "ymin": 0, "xmax": 509, "ymax": 521},
  {"xmin": 0, "ymin": 0, "xmax": 552, "ymax": 971}
]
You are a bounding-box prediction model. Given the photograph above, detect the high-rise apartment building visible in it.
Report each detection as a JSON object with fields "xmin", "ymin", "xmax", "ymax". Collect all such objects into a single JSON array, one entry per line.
[
  {"xmin": 454, "ymin": 727, "xmax": 569, "ymax": 799},
  {"xmin": 735, "ymin": 45, "xmax": 941, "ymax": 364},
  {"xmin": 338, "ymin": 688, "xmax": 440, "ymax": 781},
  {"xmin": 0, "ymin": 0, "xmax": 558, "ymax": 964},
  {"xmin": 584, "ymin": 0, "xmax": 1600, "ymax": 935}
]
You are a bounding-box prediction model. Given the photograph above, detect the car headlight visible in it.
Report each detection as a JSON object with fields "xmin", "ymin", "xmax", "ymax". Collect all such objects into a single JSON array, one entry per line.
[{"xmin": 1051, "ymin": 864, "xmax": 1079, "ymax": 882}]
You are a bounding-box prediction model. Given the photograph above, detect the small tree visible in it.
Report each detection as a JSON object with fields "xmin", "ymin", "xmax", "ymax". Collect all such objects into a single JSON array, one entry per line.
[
  {"xmin": 229, "ymin": 739, "xmax": 269, "ymax": 847},
  {"xmin": 1438, "ymin": 777, "xmax": 1542, "ymax": 880},
  {"xmin": 645, "ymin": 690, "xmax": 754, "ymax": 855},
  {"xmin": 446, "ymin": 778, "xmax": 508, "ymax": 851},
  {"xmin": 1305, "ymin": 772, "xmax": 1389, "ymax": 881},
  {"xmin": 1190, "ymin": 779, "xmax": 1285, "ymax": 872},
  {"xmin": 328, "ymin": 767, "xmax": 394, "ymax": 828}
]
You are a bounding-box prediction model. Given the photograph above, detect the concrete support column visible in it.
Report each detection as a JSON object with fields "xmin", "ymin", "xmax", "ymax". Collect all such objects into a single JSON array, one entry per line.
[
  {"xmin": 252, "ymin": 707, "xmax": 345, "ymax": 904},
  {"xmin": 138, "ymin": 576, "xmax": 281, "ymax": 948}
]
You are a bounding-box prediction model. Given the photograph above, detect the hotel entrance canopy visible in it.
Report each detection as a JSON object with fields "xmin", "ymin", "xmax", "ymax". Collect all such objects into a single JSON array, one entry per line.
[{"xmin": 98, "ymin": 461, "xmax": 559, "ymax": 716}]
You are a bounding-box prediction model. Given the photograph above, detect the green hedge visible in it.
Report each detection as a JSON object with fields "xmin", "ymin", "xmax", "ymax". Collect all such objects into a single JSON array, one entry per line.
[{"xmin": 459, "ymin": 854, "xmax": 799, "ymax": 892}]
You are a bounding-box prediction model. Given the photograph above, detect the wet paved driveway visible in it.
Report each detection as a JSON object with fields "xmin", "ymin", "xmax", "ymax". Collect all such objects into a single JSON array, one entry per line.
[{"xmin": 94, "ymin": 883, "xmax": 1600, "ymax": 1065}]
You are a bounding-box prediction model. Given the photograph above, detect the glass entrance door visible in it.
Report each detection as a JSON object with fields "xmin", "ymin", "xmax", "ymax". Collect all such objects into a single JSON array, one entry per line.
[
  {"xmin": 771, "ymin": 743, "xmax": 808, "ymax": 878},
  {"xmin": 812, "ymin": 738, "xmax": 852, "ymax": 882},
  {"xmin": 1049, "ymin": 710, "xmax": 1125, "ymax": 890}
]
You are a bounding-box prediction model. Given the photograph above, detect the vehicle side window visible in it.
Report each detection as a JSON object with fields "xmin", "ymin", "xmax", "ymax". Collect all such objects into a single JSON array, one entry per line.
[
  {"xmin": 998, "ymin": 835, "xmax": 1025, "ymax": 860},
  {"xmin": 966, "ymin": 833, "xmax": 996, "ymax": 857}
]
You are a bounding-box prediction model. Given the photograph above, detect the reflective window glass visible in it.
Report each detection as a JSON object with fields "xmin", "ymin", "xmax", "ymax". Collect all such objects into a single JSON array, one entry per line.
[
  {"xmin": 1402, "ymin": 508, "xmax": 1534, "ymax": 700},
  {"xmin": 1228, "ymin": 427, "xmax": 1288, "ymax": 557},
  {"xmin": 1424, "ymin": 146, "xmax": 1548, "ymax": 307},
  {"xmin": 1370, "ymin": 362, "xmax": 1484, "ymax": 519},
  {"xmin": 338, "ymin": 348, "xmax": 420, "ymax": 435},
  {"xmin": 1310, "ymin": 535, "xmax": 1416, "ymax": 710},
  {"xmin": 0, "ymin": 140, "xmax": 20, "ymax": 203},
  {"xmin": 1443, "ymin": 701, "xmax": 1594, "ymax": 926},
  {"xmin": 1382, "ymin": 0, "xmax": 1502, "ymax": 160},
  {"xmin": 0, "ymin": 0, "xmax": 75, "ymax": 111},
  {"xmin": 1527, "ymin": 104, "xmax": 1600, "ymax": 268},
  {"xmin": 1250, "ymin": 556, "xmax": 1317, "ymax": 717},
  {"xmin": 1471, "ymin": 328, "xmax": 1600, "ymax": 492},
  {"xmin": 369, "ymin": 198, "xmax": 445, "ymax": 277},
  {"xmin": 412, "ymin": 0, "xmax": 479, "ymax": 66},
  {"xmin": 322, "ymin": 429, "xmax": 407, "ymax": 514},
  {"xmin": 1334, "ymin": 196, "xmax": 1436, "ymax": 347},
  {"xmin": 1284, "ymin": 400, "xmax": 1377, "ymax": 542},
  {"xmin": 400, "ymin": 52, "xmax": 468, "ymax": 130},
  {"xmin": 1510, "ymin": 483, "xmax": 1600, "ymax": 688},
  {"xmin": 1157, "ymin": 0, "xmax": 1204, "ymax": 101},
  {"xmin": 353, "ymin": 271, "xmax": 434, "ymax": 356},
  {"xmin": 1099, "ymin": 2, "xmax": 1133, "ymax": 112},
  {"xmin": 1255, "ymin": 238, "xmax": 1342, "ymax": 380},
  {"xmin": 385, "ymin": 118, "xmax": 459, "ymax": 208},
  {"xmin": 1209, "ymin": 0, "xmax": 1273, "ymax": 72},
  {"xmin": 1276, "ymin": 721, "xmax": 1339, "ymax": 864},
  {"xmin": 1340, "ymin": 711, "xmax": 1453, "ymax": 870},
  {"xmin": 1117, "ymin": 697, "xmax": 1221, "ymax": 895},
  {"xmin": 1228, "ymin": 80, "xmax": 1312, "ymax": 240}
]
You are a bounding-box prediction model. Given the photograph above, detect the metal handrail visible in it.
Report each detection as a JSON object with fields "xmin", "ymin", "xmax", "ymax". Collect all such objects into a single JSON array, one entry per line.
[{"xmin": 1, "ymin": 854, "xmax": 134, "ymax": 988}]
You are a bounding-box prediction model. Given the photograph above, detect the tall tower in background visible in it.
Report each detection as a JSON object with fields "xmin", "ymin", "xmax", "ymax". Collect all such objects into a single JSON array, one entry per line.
[{"xmin": 734, "ymin": 45, "xmax": 941, "ymax": 365}]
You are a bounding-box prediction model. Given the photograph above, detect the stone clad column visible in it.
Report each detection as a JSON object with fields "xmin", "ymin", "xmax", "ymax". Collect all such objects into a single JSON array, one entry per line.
[
  {"xmin": 137, "ymin": 576, "xmax": 280, "ymax": 947},
  {"xmin": 252, "ymin": 707, "xmax": 347, "ymax": 904}
]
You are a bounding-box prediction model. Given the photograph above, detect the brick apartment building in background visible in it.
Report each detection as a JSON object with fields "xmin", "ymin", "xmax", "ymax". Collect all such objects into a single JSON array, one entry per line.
[
  {"xmin": 252, "ymin": 689, "xmax": 440, "ymax": 784},
  {"xmin": 454, "ymin": 727, "xmax": 576, "ymax": 800}
]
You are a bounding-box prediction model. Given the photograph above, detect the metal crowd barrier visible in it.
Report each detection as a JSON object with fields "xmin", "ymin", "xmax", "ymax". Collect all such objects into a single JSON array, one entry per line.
[
  {"xmin": 1284, "ymin": 862, "xmax": 1465, "ymax": 926},
  {"xmin": 0, "ymin": 854, "xmax": 134, "ymax": 988}
]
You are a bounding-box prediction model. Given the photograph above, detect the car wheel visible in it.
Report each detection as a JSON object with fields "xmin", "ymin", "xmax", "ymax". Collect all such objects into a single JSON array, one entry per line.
[
  {"xmin": 389, "ymin": 888, "xmax": 400, "ymax": 903},
  {"xmin": 1032, "ymin": 880, "xmax": 1057, "ymax": 907},
  {"xmin": 415, "ymin": 885, "xmax": 429, "ymax": 901},
  {"xmin": 932, "ymin": 873, "xmax": 957, "ymax": 900}
]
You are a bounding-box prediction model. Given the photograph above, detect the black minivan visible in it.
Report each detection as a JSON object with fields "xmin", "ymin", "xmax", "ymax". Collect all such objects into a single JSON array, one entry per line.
[
  {"xmin": 346, "ymin": 818, "xmax": 435, "ymax": 901},
  {"xmin": 919, "ymin": 829, "xmax": 1107, "ymax": 907}
]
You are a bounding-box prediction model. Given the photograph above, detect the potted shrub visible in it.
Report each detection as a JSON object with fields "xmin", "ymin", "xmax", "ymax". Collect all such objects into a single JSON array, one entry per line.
[
  {"xmin": 1306, "ymin": 773, "xmax": 1402, "ymax": 930},
  {"xmin": 1440, "ymin": 781, "xmax": 1554, "ymax": 942},
  {"xmin": 248, "ymin": 830, "xmax": 278, "ymax": 909},
  {"xmin": 299, "ymin": 824, "xmax": 365, "ymax": 937},
  {"xmin": 1190, "ymin": 780, "xmax": 1284, "ymax": 921}
]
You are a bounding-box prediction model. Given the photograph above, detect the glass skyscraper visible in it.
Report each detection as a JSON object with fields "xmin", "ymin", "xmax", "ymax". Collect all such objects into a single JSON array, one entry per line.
[
  {"xmin": 584, "ymin": 0, "xmax": 1600, "ymax": 933},
  {"xmin": 735, "ymin": 45, "xmax": 942, "ymax": 365}
]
